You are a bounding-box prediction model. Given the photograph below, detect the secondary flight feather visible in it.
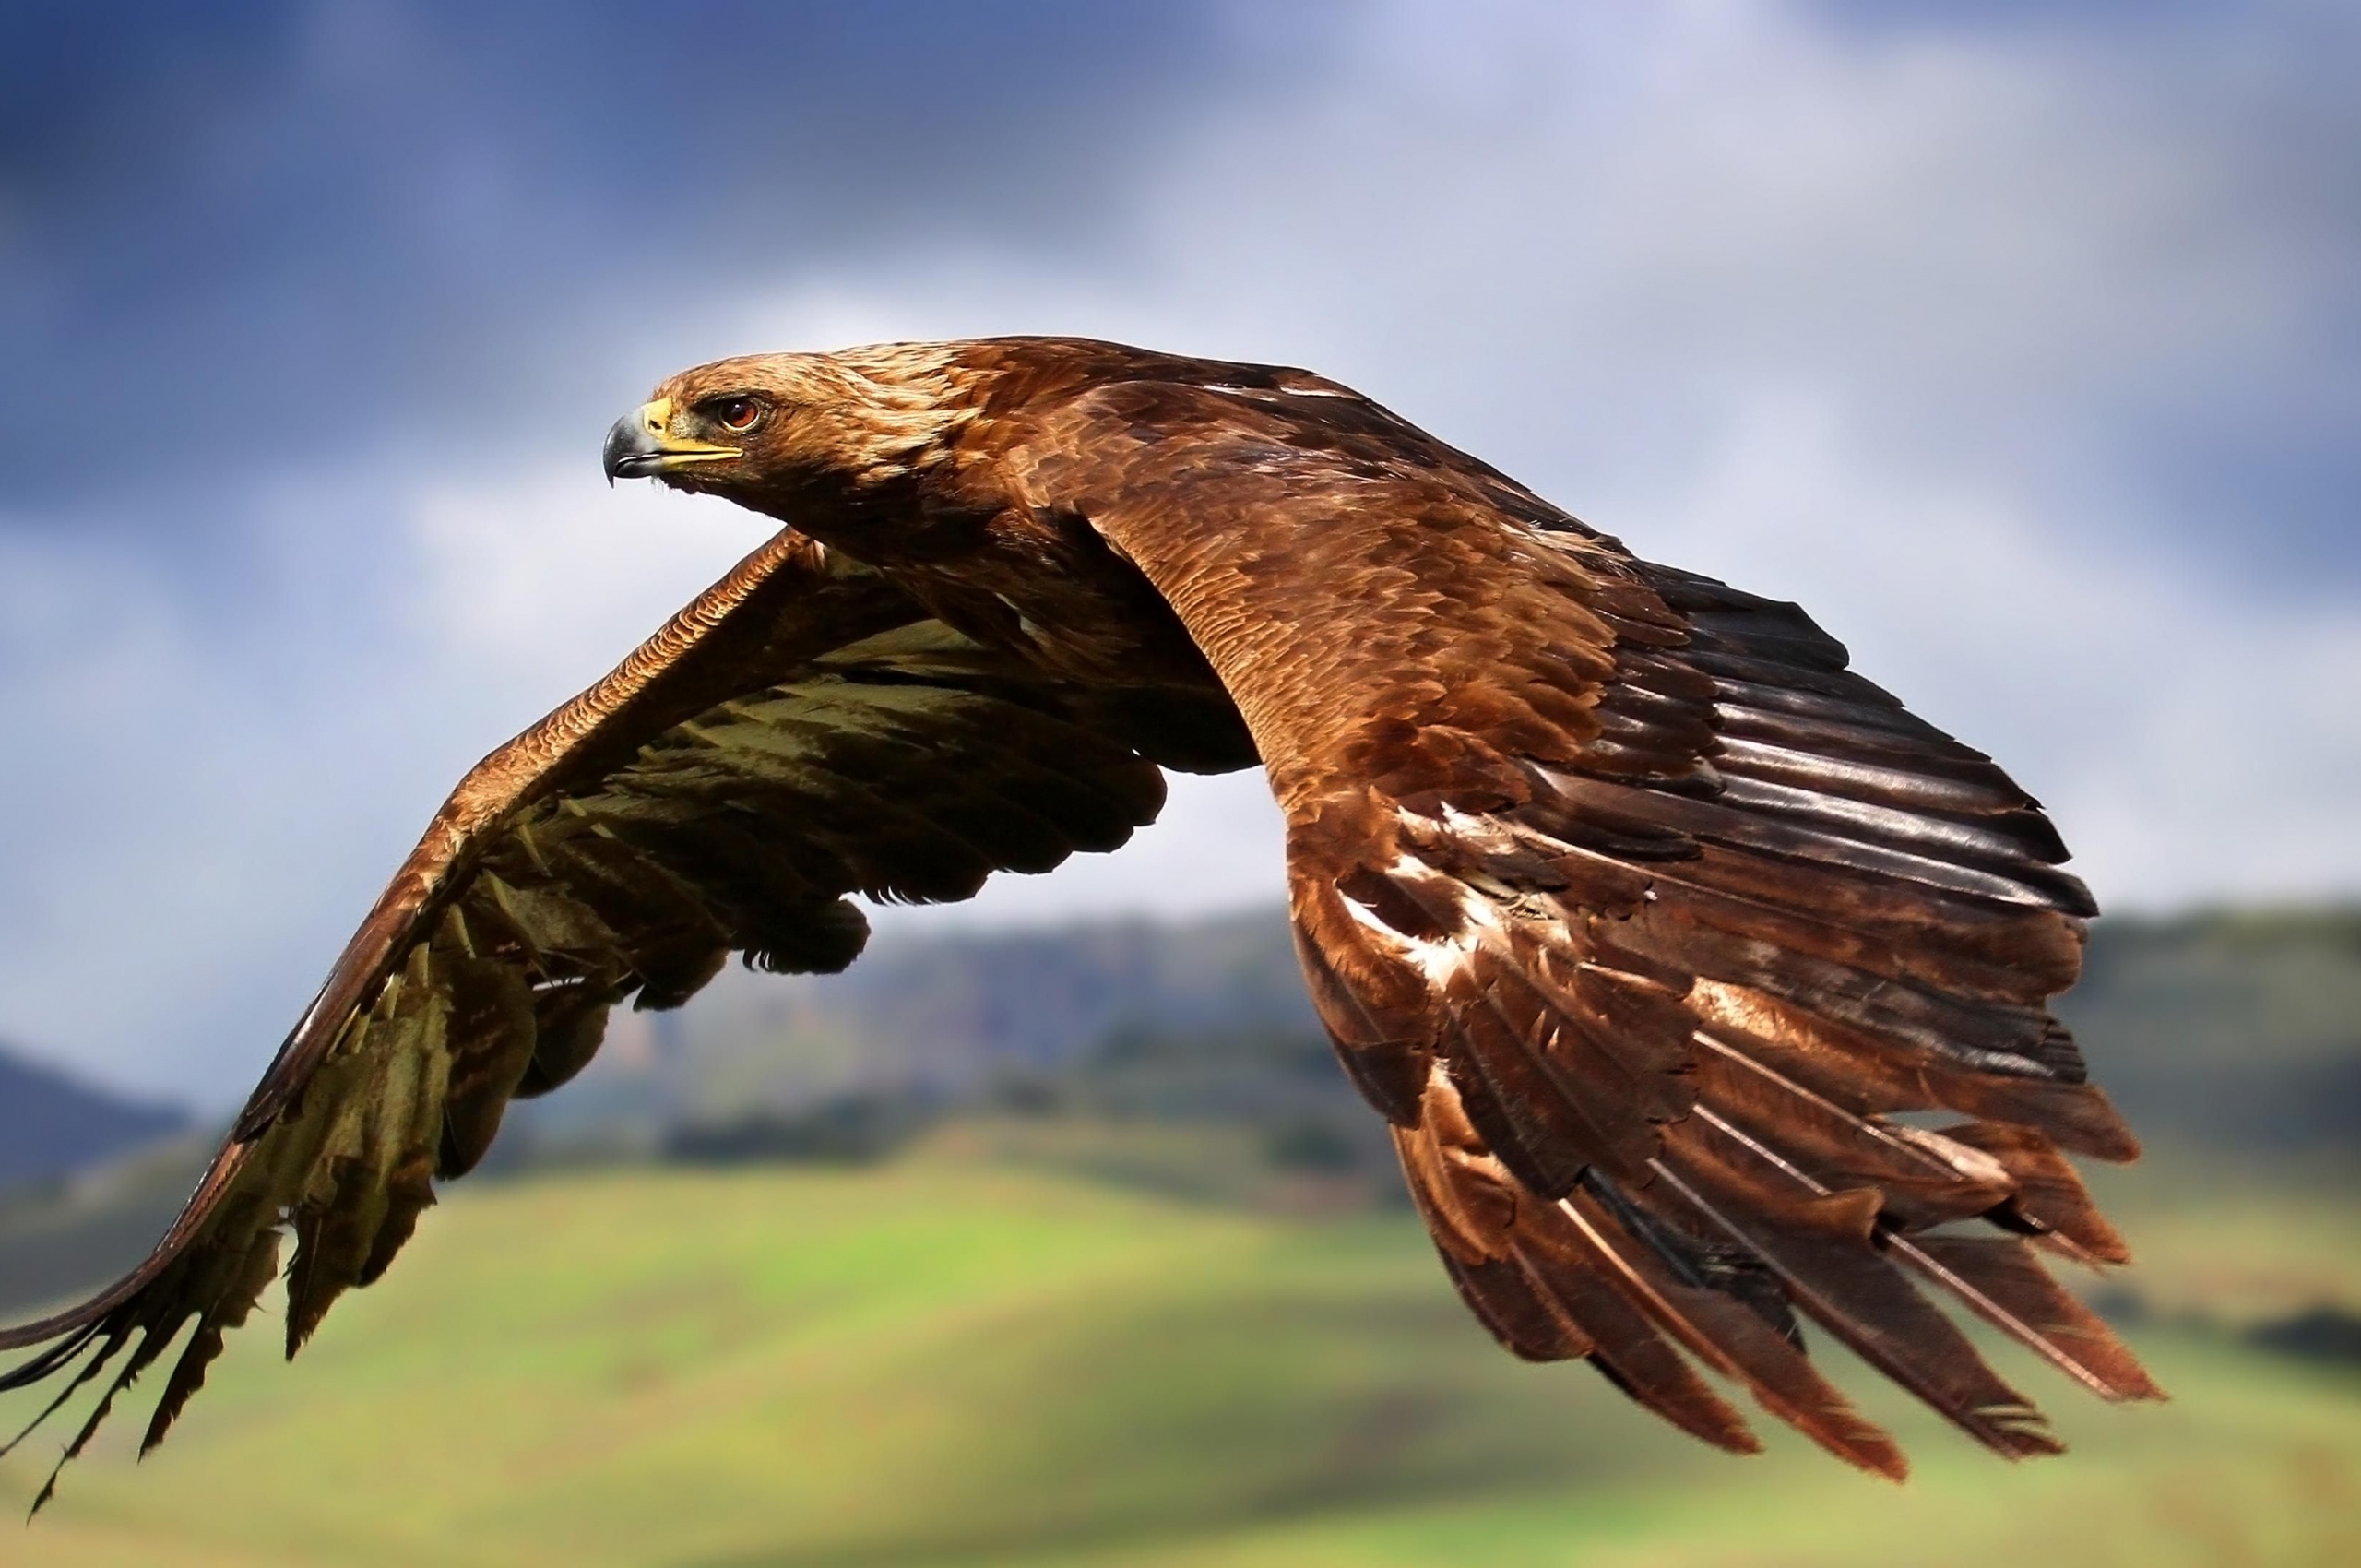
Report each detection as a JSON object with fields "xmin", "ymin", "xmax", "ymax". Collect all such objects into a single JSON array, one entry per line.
[{"xmin": 0, "ymin": 337, "xmax": 2157, "ymax": 1507}]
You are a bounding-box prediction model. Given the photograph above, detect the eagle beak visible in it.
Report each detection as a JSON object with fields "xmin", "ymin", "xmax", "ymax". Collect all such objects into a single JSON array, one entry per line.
[{"xmin": 601, "ymin": 398, "xmax": 742, "ymax": 485}]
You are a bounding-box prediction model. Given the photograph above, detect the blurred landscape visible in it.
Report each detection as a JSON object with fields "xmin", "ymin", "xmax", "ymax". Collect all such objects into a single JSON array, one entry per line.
[
  {"xmin": 5, "ymin": 6, "xmax": 2355, "ymax": 1563},
  {"xmin": 2, "ymin": 903, "xmax": 2357, "ymax": 1565}
]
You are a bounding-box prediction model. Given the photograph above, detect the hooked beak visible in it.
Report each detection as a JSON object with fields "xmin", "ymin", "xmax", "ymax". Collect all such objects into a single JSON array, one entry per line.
[{"xmin": 601, "ymin": 398, "xmax": 742, "ymax": 484}]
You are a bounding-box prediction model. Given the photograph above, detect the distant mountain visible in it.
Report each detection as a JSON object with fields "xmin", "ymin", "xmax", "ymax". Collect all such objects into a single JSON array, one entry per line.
[
  {"xmin": 0, "ymin": 1044, "xmax": 187, "ymax": 1193},
  {"xmin": 516, "ymin": 908, "xmax": 1319, "ymax": 1146},
  {"xmin": 516, "ymin": 902, "xmax": 2361, "ymax": 1166},
  {"xmin": 694, "ymin": 904, "xmax": 1315, "ymax": 1088}
]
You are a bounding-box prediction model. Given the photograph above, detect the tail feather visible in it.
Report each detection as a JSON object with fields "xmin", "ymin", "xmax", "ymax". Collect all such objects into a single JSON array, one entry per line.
[
  {"xmin": 1687, "ymin": 1032, "xmax": 2015, "ymax": 1230},
  {"xmin": 1894, "ymin": 1234, "xmax": 2163, "ymax": 1402},
  {"xmin": 1683, "ymin": 977, "xmax": 2138, "ymax": 1161},
  {"xmin": 1394, "ymin": 1078, "xmax": 1755, "ymax": 1452},
  {"xmin": 1510, "ymin": 1222, "xmax": 1762, "ymax": 1454},
  {"xmin": 1643, "ymin": 1145, "xmax": 2065, "ymax": 1461},
  {"xmin": 1939, "ymin": 1121, "xmax": 2131, "ymax": 1263},
  {"xmin": 1431, "ymin": 1247, "xmax": 1590, "ymax": 1362},
  {"xmin": 1557, "ymin": 1186, "xmax": 1907, "ymax": 1479},
  {"xmin": 1290, "ymin": 646, "xmax": 2161, "ymax": 1480}
]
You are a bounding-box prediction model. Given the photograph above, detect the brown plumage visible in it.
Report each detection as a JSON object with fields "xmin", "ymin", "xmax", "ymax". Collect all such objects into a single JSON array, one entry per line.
[{"xmin": 0, "ymin": 336, "xmax": 2158, "ymax": 1506}]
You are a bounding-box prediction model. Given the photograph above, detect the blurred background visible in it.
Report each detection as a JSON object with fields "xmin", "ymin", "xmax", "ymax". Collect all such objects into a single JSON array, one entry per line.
[{"xmin": 2, "ymin": 3, "xmax": 2356, "ymax": 1562}]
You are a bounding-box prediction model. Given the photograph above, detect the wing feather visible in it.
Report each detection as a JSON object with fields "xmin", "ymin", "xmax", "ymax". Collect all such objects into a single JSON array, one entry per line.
[
  {"xmin": 0, "ymin": 529, "xmax": 1174, "ymax": 1492},
  {"xmin": 1036, "ymin": 371, "xmax": 2159, "ymax": 1473}
]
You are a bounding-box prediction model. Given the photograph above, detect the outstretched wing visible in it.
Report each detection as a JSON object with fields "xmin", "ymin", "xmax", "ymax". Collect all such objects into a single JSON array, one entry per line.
[
  {"xmin": 0, "ymin": 527, "xmax": 1171, "ymax": 1504},
  {"xmin": 1013, "ymin": 364, "xmax": 2159, "ymax": 1479}
]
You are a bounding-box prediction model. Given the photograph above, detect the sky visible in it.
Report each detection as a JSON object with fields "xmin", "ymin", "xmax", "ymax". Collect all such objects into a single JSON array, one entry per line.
[{"xmin": 1, "ymin": 0, "xmax": 2355, "ymax": 1106}]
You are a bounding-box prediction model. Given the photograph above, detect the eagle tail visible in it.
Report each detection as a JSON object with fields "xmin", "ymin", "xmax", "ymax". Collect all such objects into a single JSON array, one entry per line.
[
  {"xmin": 1397, "ymin": 1111, "xmax": 1763, "ymax": 1457},
  {"xmin": 1295, "ymin": 800, "xmax": 2161, "ymax": 1471}
]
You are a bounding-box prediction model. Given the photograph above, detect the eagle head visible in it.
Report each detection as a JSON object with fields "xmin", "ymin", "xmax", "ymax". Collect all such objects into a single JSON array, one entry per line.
[{"xmin": 601, "ymin": 347, "xmax": 976, "ymax": 500}]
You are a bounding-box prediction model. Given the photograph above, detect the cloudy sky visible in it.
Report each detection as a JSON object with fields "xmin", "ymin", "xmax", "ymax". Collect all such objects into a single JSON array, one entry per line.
[{"xmin": 3, "ymin": 1, "xmax": 2355, "ymax": 1105}]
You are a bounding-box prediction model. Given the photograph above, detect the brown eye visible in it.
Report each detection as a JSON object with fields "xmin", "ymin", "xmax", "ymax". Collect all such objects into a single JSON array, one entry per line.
[{"xmin": 717, "ymin": 397, "xmax": 762, "ymax": 432}]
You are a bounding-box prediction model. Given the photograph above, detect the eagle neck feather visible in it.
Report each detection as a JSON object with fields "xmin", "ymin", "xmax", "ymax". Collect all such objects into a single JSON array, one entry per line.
[{"xmin": 818, "ymin": 342, "xmax": 986, "ymax": 484}]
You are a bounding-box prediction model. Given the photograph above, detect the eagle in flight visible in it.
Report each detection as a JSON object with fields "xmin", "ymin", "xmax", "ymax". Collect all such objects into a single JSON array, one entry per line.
[{"xmin": 1, "ymin": 338, "xmax": 2158, "ymax": 1505}]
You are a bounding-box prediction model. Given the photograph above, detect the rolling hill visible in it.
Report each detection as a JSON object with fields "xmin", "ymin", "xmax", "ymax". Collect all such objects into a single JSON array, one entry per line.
[
  {"xmin": 1, "ymin": 1158, "xmax": 2355, "ymax": 1567},
  {"xmin": 2, "ymin": 905, "xmax": 2356, "ymax": 1564}
]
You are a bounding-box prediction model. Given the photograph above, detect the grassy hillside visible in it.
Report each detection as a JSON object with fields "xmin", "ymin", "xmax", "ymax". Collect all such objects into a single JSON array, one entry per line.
[
  {"xmin": 5, "ymin": 906, "xmax": 2354, "ymax": 1562},
  {"xmin": 4, "ymin": 1155, "xmax": 2355, "ymax": 1568}
]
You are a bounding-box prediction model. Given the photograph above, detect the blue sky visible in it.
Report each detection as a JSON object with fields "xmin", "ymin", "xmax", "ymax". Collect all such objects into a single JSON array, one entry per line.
[{"xmin": 3, "ymin": 1, "xmax": 2355, "ymax": 1104}]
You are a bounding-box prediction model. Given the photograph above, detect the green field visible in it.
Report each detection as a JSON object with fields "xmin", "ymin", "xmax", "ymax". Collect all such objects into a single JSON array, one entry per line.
[{"xmin": 4, "ymin": 1150, "xmax": 2357, "ymax": 1568}]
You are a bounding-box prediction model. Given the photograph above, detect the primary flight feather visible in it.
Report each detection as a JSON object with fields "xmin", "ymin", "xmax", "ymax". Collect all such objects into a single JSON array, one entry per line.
[{"xmin": 0, "ymin": 337, "xmax": 2157, "ymax": 1505}]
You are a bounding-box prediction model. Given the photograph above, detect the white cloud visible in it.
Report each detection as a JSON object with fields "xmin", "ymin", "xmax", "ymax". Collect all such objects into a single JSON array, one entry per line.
[
  {"xmin": 405, "ymin": 463, "xmax": 785, "ymax": 718},
  {"xmin": 3, "ymin": 1, "xmax": 2354, "ymax": 1103}
]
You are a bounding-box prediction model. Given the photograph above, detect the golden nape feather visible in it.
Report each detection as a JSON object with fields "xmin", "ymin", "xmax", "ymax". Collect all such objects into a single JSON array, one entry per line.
[{"xmin": 3, "ymin": 336, "xmax": 2155, "ymax": 1508}]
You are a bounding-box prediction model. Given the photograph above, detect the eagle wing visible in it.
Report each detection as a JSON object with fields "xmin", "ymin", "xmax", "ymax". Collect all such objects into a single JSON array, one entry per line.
[
  {"xmin": 0, "ymin": 527, "xmax": 1171, "ymax": 1503},
  {"xmin": 1009, "ymin": 364, "xmax": 2159, "ymax": 1479}
]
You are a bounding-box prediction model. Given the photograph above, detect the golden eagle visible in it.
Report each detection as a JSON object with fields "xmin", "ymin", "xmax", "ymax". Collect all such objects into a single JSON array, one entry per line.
[{"xmin": 0, "ymin": 338, "xmax": 2157, "ymax": 1504}]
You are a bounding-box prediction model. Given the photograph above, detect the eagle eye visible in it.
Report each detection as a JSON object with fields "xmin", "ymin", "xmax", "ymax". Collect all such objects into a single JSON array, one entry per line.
[{"xmin": 715, "ymin": 397, "xmax": 763, "ymax": 433}]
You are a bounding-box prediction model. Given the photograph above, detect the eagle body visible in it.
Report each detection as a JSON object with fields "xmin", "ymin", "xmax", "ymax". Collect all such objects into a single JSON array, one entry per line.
[{"xmin": 2, "ymin": 337, "xmax": 2157, "ymax": 1507}]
